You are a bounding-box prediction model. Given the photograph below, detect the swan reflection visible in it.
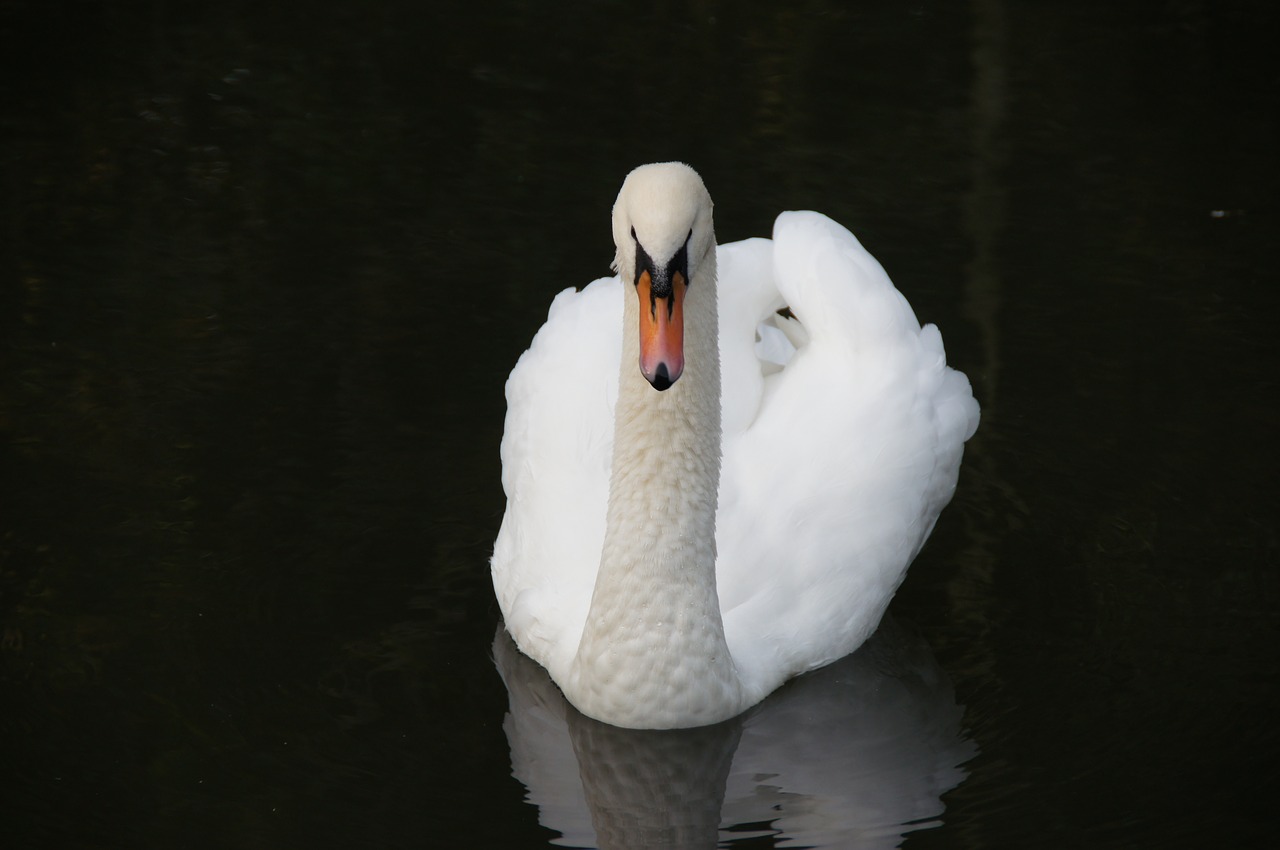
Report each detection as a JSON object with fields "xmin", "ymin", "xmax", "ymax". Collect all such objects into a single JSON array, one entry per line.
[{"xmin": 493, "ymin": 618, "xmax": 974, "ymax": 849}]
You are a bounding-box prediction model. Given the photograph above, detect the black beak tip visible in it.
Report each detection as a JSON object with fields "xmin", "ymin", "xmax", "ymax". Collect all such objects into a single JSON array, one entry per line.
[{"xmin": 648, "ymin": 363, "xmax": 674, "ymax": 392}]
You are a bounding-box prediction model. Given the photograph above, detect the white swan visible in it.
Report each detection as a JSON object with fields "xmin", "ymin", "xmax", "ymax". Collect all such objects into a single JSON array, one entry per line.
[{"xmin": 492, "ymin": 162, "xmax": 979, "ymax": 730}]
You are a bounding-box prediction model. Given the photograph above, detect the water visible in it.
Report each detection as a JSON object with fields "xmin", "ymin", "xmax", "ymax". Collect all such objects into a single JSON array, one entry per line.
[{"xmin": 2, "ymin": 1, "xmax": 1276, "ymax": 847}]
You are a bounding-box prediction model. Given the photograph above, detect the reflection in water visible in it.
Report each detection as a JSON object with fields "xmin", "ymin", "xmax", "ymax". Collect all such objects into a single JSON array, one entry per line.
[{"xmin": 494, "ymin": 619, "xmax": 973, "ymax": 849}]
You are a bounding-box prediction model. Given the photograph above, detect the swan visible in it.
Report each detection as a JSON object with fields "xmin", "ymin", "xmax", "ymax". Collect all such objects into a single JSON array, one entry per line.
[{"xmin": 492, "ymin": 162, "xmax": 979, "ymax": 730}]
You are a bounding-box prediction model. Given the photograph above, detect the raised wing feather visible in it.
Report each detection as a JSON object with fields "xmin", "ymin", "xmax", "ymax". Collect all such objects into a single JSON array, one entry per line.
[{"xmin": 716, "ymin": 212, "xmax": 979, "ymax": 695}]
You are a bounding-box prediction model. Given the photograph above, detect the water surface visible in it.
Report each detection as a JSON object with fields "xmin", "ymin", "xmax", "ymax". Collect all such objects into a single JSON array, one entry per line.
[{"xmin": 2, "ymin": 1, "xmax": 1276, "ymax": 847}]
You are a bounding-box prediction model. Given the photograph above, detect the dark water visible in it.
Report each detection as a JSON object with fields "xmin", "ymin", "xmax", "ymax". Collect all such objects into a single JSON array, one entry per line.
[{"xmin": 3, "ymin": 1, "xmax": 1276, "ymax": 847}]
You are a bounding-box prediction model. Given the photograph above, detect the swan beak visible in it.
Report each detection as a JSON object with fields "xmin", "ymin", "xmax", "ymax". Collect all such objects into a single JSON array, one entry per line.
[{"xmin": 636, "ymin": 268, "xmax": 686, "ymax": 391}]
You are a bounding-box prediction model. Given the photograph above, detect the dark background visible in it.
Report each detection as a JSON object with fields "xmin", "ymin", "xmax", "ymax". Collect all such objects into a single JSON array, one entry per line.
[{"xmin": 2, "ymin": 1, "xmax": 1276, "ymax": 846}]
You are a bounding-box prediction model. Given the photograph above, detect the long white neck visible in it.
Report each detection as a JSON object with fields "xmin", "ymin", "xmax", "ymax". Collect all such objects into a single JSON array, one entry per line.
[{"xmin": 567, "ymin": 248, "xmax": 748, "ymax": 729}]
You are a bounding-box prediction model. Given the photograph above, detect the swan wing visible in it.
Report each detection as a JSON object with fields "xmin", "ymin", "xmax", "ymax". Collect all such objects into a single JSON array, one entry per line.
[
  {"xmin": 492, "ymin": 277, "xmax": 621, "ymax": 681},
  {"xmin": 717, "ymin": 212, "xmax": 979, "ymax": 697}
]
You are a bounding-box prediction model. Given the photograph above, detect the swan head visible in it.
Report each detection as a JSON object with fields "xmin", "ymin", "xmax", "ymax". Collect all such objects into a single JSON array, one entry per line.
[{"xmin": 611, "ymin": 163, "xmax": 716, "ymax": 391}]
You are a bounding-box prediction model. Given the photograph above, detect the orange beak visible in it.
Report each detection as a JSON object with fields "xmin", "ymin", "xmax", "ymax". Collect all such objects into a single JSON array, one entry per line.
[{"xmin": 636, "ymin": 268, "xmax": 686, "ymax": 391}]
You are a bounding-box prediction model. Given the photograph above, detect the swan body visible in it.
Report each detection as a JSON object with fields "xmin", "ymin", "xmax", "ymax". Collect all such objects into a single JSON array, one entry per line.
[{"xmin": 493, "ymin": 163, "xmax": 979, "ymax": 729}]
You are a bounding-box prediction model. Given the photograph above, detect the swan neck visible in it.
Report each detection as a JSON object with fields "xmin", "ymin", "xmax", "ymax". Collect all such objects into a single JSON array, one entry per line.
[{"xmin": 570, "ymin": 249, "xmax": 746, "ymax": 728}]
